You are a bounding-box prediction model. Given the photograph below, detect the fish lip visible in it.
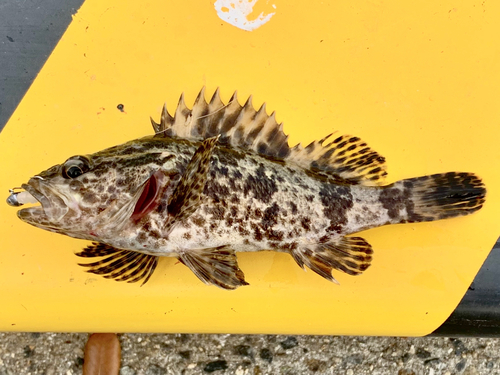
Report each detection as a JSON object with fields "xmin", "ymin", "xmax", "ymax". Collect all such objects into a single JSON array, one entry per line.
[
  {"xmin": 18, "ymin": 178, "xmax": 72, "ymax": 224},
  {"xmin": 17, "ymin": 182, "xmax": 49, "ymax": 215},
  {"xmin": 20, "ymin": 183, "xmax": 44, "ymax": 203}
]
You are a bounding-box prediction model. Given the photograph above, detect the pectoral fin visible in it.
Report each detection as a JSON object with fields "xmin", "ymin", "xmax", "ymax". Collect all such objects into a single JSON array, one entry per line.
[
  {"xmin": 178, "ymin": 246, "xmax": 248, "ymax": 290},
  {"xmin": 167, "ymin": 136, "xmax": 219, "ymax": 223},
  {"xmin": 291, "ymin": 236, "xmax": 373, "ymax": 284},
  {"xmin": 76, "ymin": 242, "xmax": 159, "ymax": 286}
]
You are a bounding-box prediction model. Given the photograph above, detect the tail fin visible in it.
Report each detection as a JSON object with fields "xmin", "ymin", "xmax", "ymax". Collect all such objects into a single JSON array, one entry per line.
[{"xmin": 401, "ymin": 172, "xmax": 486, "ymax": 223}]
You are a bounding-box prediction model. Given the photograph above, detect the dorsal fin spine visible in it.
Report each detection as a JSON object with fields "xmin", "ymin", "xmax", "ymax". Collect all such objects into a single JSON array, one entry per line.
[
  {"xmin": 194, "ymin": 86, "xmax": 206, "ymax": 106},
  {"xmin": 230, "ymin": 91, "xmax": 238, "ymax": 102},
  {"xmin": 218, "ymin": 92, "xmax": 242, "ymax": 135},
  {"xmin": 150, "ymin": 117, "xmax": 160, "ymax": 134},
  {"xmin": 152, "ymin": 103, "xmax": 175, "ymax": 136},
  {"xmin": 173, "ymin": 93, "xmax": 191, "ymax": 136},
  {"xmin": 190, "ymin": 87, "xmax": 210, "ymax": 138},
  {"xmin": 234, "ymin": 95, "xmax": 256, "ymax": 134},
  {"xmin": 209, "ymin": 87, "xmax": 222, "ymax": 106},
  {"xmin": 249, "ymin": 104, "xmax": 268, "ymax": 139},
  {"xmin": 161, "ymin": 103, "xmax": 174, "ymax": 128},
  {"xmin": 243, "ymin": 95, "xmax": 253, "ymax": 109},
  {"xmin": 256, "ymin": 103, "xmax": 267, "ymax": 118}
]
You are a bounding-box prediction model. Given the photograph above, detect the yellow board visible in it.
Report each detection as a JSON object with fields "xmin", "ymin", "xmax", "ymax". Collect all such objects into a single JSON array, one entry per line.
[{"xmin": 1, "ymin": 0, "xmax": 499, "ymax": 335}]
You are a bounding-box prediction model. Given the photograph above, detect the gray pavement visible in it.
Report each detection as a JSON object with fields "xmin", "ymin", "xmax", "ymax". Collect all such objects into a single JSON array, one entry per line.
[
  {"xmin": 0, "ymin": 333, "xmax": 499, "ymax": 374},
  {"xmin": 0, "ymin": 0, "xmax": 85, "ymax": 131}
]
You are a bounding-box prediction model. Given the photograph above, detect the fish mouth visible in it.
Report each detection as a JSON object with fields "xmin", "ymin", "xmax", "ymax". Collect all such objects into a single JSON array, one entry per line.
[
  {"xmin": 13, "ymin": 183, "xmax": 50, "ymax": 219},
  {"xmin": 8, "ymin": 178, "xmax": 68, "ymax": 224}
]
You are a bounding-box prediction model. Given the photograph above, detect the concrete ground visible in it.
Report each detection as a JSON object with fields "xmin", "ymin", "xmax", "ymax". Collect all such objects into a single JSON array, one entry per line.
[{"xmin": 0, "ymin": 333, "xmax": 499, "ymax": 374}]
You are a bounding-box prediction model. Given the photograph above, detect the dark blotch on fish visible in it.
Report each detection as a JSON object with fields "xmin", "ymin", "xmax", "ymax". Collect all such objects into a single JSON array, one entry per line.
[
  {"xmin": 243, "ymin": 164, "xmax": 277, "ymax": 203},
  {"xmin": 319, "ymin": 185, "xmax": 353, "ymax": 232}
]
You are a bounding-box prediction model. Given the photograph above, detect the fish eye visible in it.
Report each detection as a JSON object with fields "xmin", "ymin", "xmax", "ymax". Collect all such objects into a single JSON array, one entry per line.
[
  {"xmin": 66, "ymin": 165, "xmax": 83, "ymax": 179},
  {"xmin": 62, "ymin": 156, "xmax": 91, "ymax": 179}
]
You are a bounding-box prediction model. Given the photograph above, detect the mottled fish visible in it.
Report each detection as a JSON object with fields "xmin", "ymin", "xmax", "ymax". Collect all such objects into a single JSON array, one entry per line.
[{"xmin": 7, "ymin": 88, "xmax": 486, "ymax": 289}]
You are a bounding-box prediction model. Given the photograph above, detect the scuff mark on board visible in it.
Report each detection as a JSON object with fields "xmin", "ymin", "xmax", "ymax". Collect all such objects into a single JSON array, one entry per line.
[{"xmin": 214, "ymin": 0, "xmax": 276, "ymax": 31}]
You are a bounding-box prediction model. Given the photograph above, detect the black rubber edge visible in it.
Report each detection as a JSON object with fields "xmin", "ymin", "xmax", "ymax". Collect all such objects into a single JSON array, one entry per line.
[
  {"xmin": 0, "ymin": 0, "xmax": 85, "ymax": 132},
  {"xmin": 430, "ymin": 238, "xmax": 500, "ymax": 337}
]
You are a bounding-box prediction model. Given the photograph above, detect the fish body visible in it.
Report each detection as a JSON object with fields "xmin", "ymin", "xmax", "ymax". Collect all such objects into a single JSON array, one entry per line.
[{"xmin": 7, "ymin": 88, "xmax": 486, "ymax": 289}]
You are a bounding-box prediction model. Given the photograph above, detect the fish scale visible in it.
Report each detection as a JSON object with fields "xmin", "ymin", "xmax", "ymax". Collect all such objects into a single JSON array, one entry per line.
[{"xmin": 7, "ymin": 88, "xmax": 486, "ymax": 289}]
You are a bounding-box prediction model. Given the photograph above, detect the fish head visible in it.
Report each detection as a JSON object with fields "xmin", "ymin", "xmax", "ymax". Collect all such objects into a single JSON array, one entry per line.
[
  {"xmin": 8, "ymin": 138, "xmax": 183, "ymax": 242},
  {"xmin": 13, "ymin": 155, "xmax": 95, "ymax": 236}
]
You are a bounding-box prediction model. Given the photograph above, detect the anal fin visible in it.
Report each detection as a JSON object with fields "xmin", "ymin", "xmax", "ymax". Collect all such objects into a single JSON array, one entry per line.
[
  {"xmin": 76, "ymin": 242, "xmax": 159, "ymax": 286},
  {"xmin": 178, "ymin": 246, "xmax": 248, "ymax": 290},
  {"xmin": 291, "ymin": 237, "xmax": 373, "ymax": 283}
]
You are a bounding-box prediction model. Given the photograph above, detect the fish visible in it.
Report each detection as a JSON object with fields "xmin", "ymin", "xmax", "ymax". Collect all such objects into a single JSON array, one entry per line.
[{"xmin": 6, "ymin": 88, "xmax": 486, "ymax": 289}]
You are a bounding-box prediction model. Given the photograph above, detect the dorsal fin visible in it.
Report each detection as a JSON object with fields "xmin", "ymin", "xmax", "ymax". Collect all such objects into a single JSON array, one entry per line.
[
  {"xmin": 151, "ymin": 88, "xmax": 387, "ymax": 185},
  {"xmin": 151, "ymin": 87, "xmax": 290, "ymax": 159},
  {"xmin": 288, "ymin": 134, "xmax": 387, "ymax": 185}
]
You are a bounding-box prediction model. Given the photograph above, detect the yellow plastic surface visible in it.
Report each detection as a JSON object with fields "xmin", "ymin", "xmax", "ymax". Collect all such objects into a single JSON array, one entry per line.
[{"xmin": 1, "ymin": 0, "xmax": 499, "ymax": 335}]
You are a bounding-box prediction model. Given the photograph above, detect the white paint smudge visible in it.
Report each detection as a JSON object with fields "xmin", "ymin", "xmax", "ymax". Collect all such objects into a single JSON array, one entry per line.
[{"xmin": 214, "ymin": 0, "xmax": 276, "ymax": 31}]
